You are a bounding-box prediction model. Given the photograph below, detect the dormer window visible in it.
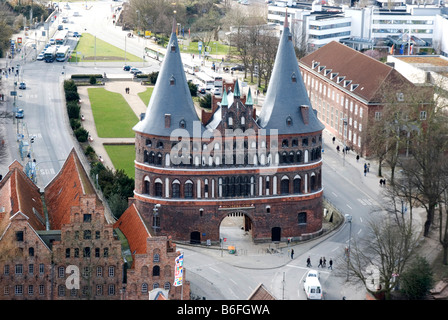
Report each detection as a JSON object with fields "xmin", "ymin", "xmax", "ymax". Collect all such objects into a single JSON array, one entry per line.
[
  {"xmin": 330, "ymin": 72, "xmax": 338, "ymax": 80},
  {"xmin": 286, "ymin": 116, "xmax": 293, "ymax": 126},
  {"xmin": 337, "ymin": 76, "xmax": 345, "ymax": 83},
  {"xmin": 312, "ymin": 61, "xmax": 320, "ymax": 69},
  {"xmin": 318, "ymin": 66, "xmax": 325, "ymax": 73},
  {"xmin": 288, "ymin": 34, "xmax": 292, "ymax": 41},
  {"xmin": 343, "ymin": 80, "xmax": 352, "ymax": 87},
  {"xmin": 350, "ymin": 84, "xmax": 359, "ymax": 91},
  {"xmin": 170, "ymin": 75, "xmax": 175, "ymax": 86},
  {"xmin": 324, "ymin": 69, "xmax": 332, "ymax": 76},
  {"xmin": 171, "ymin": 44, "xmax": 176, "ymax": 52},
  {"xmin": 179, "ymin": 119, "xmax": 186, "ymax": 129},
  {"xmin": 291, "ymin": 72, "xmax": 297, "ymax": 83}
]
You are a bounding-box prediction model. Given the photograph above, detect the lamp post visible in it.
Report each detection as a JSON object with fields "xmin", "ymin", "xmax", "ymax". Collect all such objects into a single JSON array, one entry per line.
[
  {"xmin": 152, "ymin": 204, "xmax": 161, "ymax": 235},
  {"xmin": 345, "ymin": 214, "xmax": 352, "ymax": 282},
  {"xmin": 342, "ymin": 118, "xmax": 347, "ymax": 166}
]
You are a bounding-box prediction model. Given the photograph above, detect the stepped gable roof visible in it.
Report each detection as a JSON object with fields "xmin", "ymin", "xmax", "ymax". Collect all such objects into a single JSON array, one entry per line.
[
  {"xmin": 258, "ymin": 14, "xmax": 324, "ymax": 135},
  {"xmin": 133, "ymin": 18, "xmax": 206, "ymax": 138},
  {"xmin": 300, "ymin": 41, "xmax": 397, "ymax": 102},
  {"xmin": 44, "ymin": 148, "xmax": 98, "ymax": 230},
  {"xmin": 0, "ymin": 161, "xmax": 46, "ymax": 233}
]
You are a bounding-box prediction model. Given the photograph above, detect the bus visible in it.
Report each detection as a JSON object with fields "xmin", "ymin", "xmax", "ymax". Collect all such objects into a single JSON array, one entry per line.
[
  {"xmin": 195, "ymin": 72, "xmax": 214, "ymax": 90},
  {"xmin": 54, "ymin": 29, "xmax": 69, "ymax": 45},
  {"xmin": 44, "ymin": 46, "xmax": 57, "ymax": 62},
  {"xmin": 145, "ymin": 46, "xmax": 165, "ymax": 62},
  {"xmin": 184, "ymin": 63, "xmax": 200, "ymax": 75},
  {"xmin": 204, "ymin": 69, "xmax": 223, "ymax": 88},
  {"xmin": 55, "ymin": 45, "xmax": 70, "ymax": 62}
]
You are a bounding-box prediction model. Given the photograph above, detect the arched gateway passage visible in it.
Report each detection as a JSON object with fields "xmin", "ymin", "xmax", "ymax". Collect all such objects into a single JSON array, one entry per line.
[{"xmin": 219, "ymin": 211, "xmax": 253, "ymax": 246}]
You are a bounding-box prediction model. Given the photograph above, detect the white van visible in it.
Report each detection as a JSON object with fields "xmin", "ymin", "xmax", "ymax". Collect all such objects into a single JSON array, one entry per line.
[{"xmin": 303, "ymin": 270, "xmax": 323, "ymax": 300}]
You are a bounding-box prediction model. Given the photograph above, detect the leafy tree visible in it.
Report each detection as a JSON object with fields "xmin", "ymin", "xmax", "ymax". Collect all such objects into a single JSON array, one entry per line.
[
  {"xmin": 400, "ymin": 256, "xmax": 434, "ymax": 300},
  {"xmin": 198, "ymin": 93, "xmax": 211, "ymax": 109},
  {"xmin": 188, "ymin": 81, "xmax": 198, "ymax": 96}
]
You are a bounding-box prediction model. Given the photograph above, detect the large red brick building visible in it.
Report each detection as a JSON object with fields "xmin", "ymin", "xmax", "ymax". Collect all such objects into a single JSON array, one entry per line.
[
  {"xmin": 299, "ymin": 41, "xmax": 424, "ymax": 157},
  {"xmin": 0, "ymin": 149, "xmax": 188, "ymax": 300},
  {"xmin": 132, "ymin": 17, "xmax": 325, "ymax": 244}
]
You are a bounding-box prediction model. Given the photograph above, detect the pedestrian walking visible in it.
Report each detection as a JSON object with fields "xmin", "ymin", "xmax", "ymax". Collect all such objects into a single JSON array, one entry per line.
[
  {"xmin": 306, "ymin": 256, "xmax": 311, "ymax": 267},
  {"xmin": 367, "ymin": 163, "xmax": 370, "ymax": 172},
  {"xmin": 328, "ymin": 259, "xmax": 333, "ymax": 270},
  {"xmin": 291, "ymin": 249, "xmax": 294, "ymax": 259},
  {"xmin": 332, "ymin": 137, "xmax": 335, "ymax": 144},
  {"xmin": 318, "ymin": 257, "xmax": 323, "ymax": 268},
  {"xmin": 364, "ymin": 168, "xmax": 367, "ymax": 176},
  {"xmin": 356, "ymin": 155, "xmax": 359, "ymax": 162},
  {"xmin": 323, "ymin": 257, "xmax": 326, "ymax": 268}
]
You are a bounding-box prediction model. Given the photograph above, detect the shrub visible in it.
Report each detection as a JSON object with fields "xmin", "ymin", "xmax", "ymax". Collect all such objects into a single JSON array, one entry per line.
[
  {"xmin": 67, "ymin": 101, "xmax": 80, "ymax": 119},
  {"xmin": 149, "ymin": 71, "xmax": 159, "ymax": 85},
  {"xmin": 70, "ymin": 118, "xmax": 81, "ymax": 130},
  {"xmin": 74, "ymin": 127, "xmax": 89, "ymax": 142},
  {"xmin": 89, "ymin": 75, "xmax": 96, "ymax": 85},
  {"xmin": 64, "ymin": 80, "xmax": 78, "ymax": 93},
  {"xmin": 65, "ymin": 90, "xmax": 80, "ymax": 102}
]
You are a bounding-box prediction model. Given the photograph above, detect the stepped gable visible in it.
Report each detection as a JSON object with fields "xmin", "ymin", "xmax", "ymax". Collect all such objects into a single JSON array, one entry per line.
[
  {"xmin": 133, "ymin": 18, "xmax": 206, "ymax": 138},
  {"xmin": 0, "ymin": 160, "xmax": 46, "ymax": 234},
  {"xmin": 300, "ymin": 41, "xmax": 395, "ymax": 102},
  {"xmin": 44, "ymin": 148, "xmax": 98, "ymax": 230},
  {"xmin": 258, "ymin": 14, "xmax": 324, "ymax": 135}
]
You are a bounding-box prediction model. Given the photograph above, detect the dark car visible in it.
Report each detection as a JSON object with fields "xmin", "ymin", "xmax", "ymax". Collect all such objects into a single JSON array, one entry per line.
[
  {"xmin": 231, "ymin": 65, "xmax": 245, "ymax": 71},
  {"xmin": 198, "ymin": 87, "xmax": 206, "ymax": 94},
  {"xmin": 123, "ymin": 65, "xmax": 131, "ymax": 71},
  {"xmin": 19, "ymin": 82, "xmax": 26, "ymax": 90}
]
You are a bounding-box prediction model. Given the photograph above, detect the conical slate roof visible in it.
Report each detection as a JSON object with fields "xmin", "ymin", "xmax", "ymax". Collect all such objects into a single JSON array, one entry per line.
[
  {"xmin": 133, "ymin": 19, "xmax": 206, "ymax": 138},
  {"xmin": 257, "ymin": 15, "xmax": 324, "ymax": 135}
]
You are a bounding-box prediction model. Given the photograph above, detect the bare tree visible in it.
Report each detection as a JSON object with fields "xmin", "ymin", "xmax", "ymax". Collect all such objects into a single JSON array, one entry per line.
[{"xmin": 340, "ymin": 217, "xmax": 420, "ymax": 300}]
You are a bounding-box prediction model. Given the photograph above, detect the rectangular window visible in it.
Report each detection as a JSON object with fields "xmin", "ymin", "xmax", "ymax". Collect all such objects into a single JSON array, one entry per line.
[
  {"xmin": 298, "ymin": 212, "xmax": 307, "ymax": 224},
  {"xmin": 108, "ymin": 266, "xmax": 115, "ymax": 277},
  {"xmin": 15, "ymin": 285, "xmax": 23, "ymax": 296},
  {"xmin": 375, "ymin": 112, "xmax": 382, "ymax": 120},
  {"xmin": 28, "ymin": 264, "xmax": 34, "ymax": 275},
  {"xmin": 28, "ymin": 285, "xmax": 34, "ymax": 295},
  {"xmin": 83, "ymin": 230, "xmax": 91, "ymax": 240},
  {"xmin": 15, "ymin": 264, "xmax": 23, "ymax": 275},
  {"xmin": 83, "ymin": 214, "xmax": 92, "ymax": 222},
  {"xmin": 39, "ymin": 264, "xmax": 44, "ymax": 275},
  {"xmin": 4, "ymin": 265, "xmax": 9, "ymax": 275},
  {"xmin": 108, "ymin": 284, "xmax": 115, "ymax": 296},
  {"xmin": 420, "ymin": 111, "xmax": 427, "ymax": 120},
  {"xmin": 39, "ymin": 285, "xmax": 45, "ymax": 295},
  {"xmin": 16, "ymin": 231, "xmax": 24, "ymax": 242}
]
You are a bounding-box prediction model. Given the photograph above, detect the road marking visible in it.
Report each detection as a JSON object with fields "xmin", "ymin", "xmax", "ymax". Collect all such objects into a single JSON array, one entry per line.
[
  {"xmin": 332, "ymin": 191, "xmax": 338, "ymax": 197},
  {"xmin": 346, "ymin": 204, "xmax": 352, "ymax": 210},
  {"xmin": 209, "ymin": 267, "xmax": 221, "ymax": 274},
  {"xmin": 286, "ymin": 264, "xmax": 331, "ymax": 275},
  {"xmin": 230, "ymin": 279, "xmax": 237, "ymax": 286}
]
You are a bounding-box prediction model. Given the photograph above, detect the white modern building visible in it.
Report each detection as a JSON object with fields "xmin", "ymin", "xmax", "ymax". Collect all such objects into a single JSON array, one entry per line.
[{"xmin": 267, "ymin": 0, "xmax": 447, "ymax": 53}]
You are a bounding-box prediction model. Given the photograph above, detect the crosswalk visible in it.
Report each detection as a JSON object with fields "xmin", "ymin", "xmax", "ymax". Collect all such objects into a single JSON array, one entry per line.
[{"xmin": 357, "ymin": 198, "xmax": 375, "ymax": 206}]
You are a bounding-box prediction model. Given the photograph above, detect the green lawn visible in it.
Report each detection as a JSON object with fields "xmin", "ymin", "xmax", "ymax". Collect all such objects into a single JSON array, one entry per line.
[
  {"xmin": 104, "ymin": 144, "xmax": 135, "ymax": 179},
  {"xmin": 87, "ymin": 87, "xmax": 138, "ymax": 138},
  {"xmin": 70, "ymin": 33, "xmax": 143, "ymax": 62},
  {"xmin": 137, "ymin": 86, "xmax": 154, "ymax": 106}
]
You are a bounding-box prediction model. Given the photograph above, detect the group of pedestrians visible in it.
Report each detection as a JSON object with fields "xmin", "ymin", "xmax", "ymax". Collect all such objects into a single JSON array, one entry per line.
[{"xmin": 306, "ymin": 256, "xmax": 333, "ymax": 270}]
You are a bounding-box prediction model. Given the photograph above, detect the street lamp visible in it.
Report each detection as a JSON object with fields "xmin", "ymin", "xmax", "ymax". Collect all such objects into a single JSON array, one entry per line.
[
  {"xmin": 342, "ymin": 118, "xmax": 347, "ymax": 166},
  {"xmin": 345, "ymin": 214, "xmax": 352, "ymax": 281},
  {"xmin": 152, "ymin": 204, "xmax": 161, "ymax": 235}
]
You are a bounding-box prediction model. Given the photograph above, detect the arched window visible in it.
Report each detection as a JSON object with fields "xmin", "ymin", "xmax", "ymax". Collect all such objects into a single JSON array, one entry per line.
[
  {"xmin": 155, "ymin": 178, "xmax": 163, "ymax": 197},
  {"xmin": 144, "ymin": 150, "xmax": 149, "ymax": 163},
  {"xmin": 172, "ymin": 180, "xmax": 180, "ymax": 198},
  {"xmin": 152, "ymin": 266, "xmax": 160, "ymax": 277},
  {"xmin": 141, "ymin": 283, "xmax": 148, "ymax": 293},
  {"xmin": 185, "ymin": 180, "xmax": 193, "ymax": 198},
  {"xmin": 281, "ymin": 176, "xmax": 289, "ymax": 194},
  {"xmin": 294, "ymin": 177, "xmax": 301, "ymax": 193},
  {"xmin": 143, "ymin": 176, "xmax": 150, "ymax": 195}
]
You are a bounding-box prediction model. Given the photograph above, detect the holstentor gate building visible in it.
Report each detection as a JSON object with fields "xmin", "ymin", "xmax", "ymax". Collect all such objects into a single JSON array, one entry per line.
[{"xmin": 131, "ymin": 17, "xmax": 325, "ymax": 244}]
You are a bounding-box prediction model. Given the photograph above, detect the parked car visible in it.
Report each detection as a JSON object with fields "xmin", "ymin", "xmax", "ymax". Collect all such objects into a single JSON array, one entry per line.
[
  {"xmin": 133, "ymin": 70, "xmax": 143, "ymax": 75},
  {"xmin": 130, "ymin": 67, "xmax": 140, "ymax": 74},
  {"xmin": 37, "ymin": 53, "xmax": 44, "ymax": 60},
  {"xmin": 19, "ymin": 82, "xmax": 26, "ymax": 90},
  {"xmin": 73, "ymin": 31, "xmax": 81, "ymax": 37},
  {"xmin": 198, "ymin": 87, "xmax": 206, "ymax": 94},
  {"xmin": 231, "ymin": 65, "xmax": 244, "ymax": 71},
  {"xmin": 123, "ymin": 65, "xmax": 131, "ymax": 71},
  {"xmin": 58, "ymin": 25, "xmax": 63, "ymax": 30},
  {"xmin": 15, "ymin": 109, "xmax": 24, "ymax": 119}
]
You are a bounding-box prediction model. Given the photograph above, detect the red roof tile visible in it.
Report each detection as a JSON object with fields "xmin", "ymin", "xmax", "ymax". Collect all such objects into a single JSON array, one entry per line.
[
  {"xmin": 44, "ymin": 148, "xmax": 97, "ymax": 230},
  {"xmin": 114, "ymin": 204, "xmax": 151, "ymax": 258}
]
